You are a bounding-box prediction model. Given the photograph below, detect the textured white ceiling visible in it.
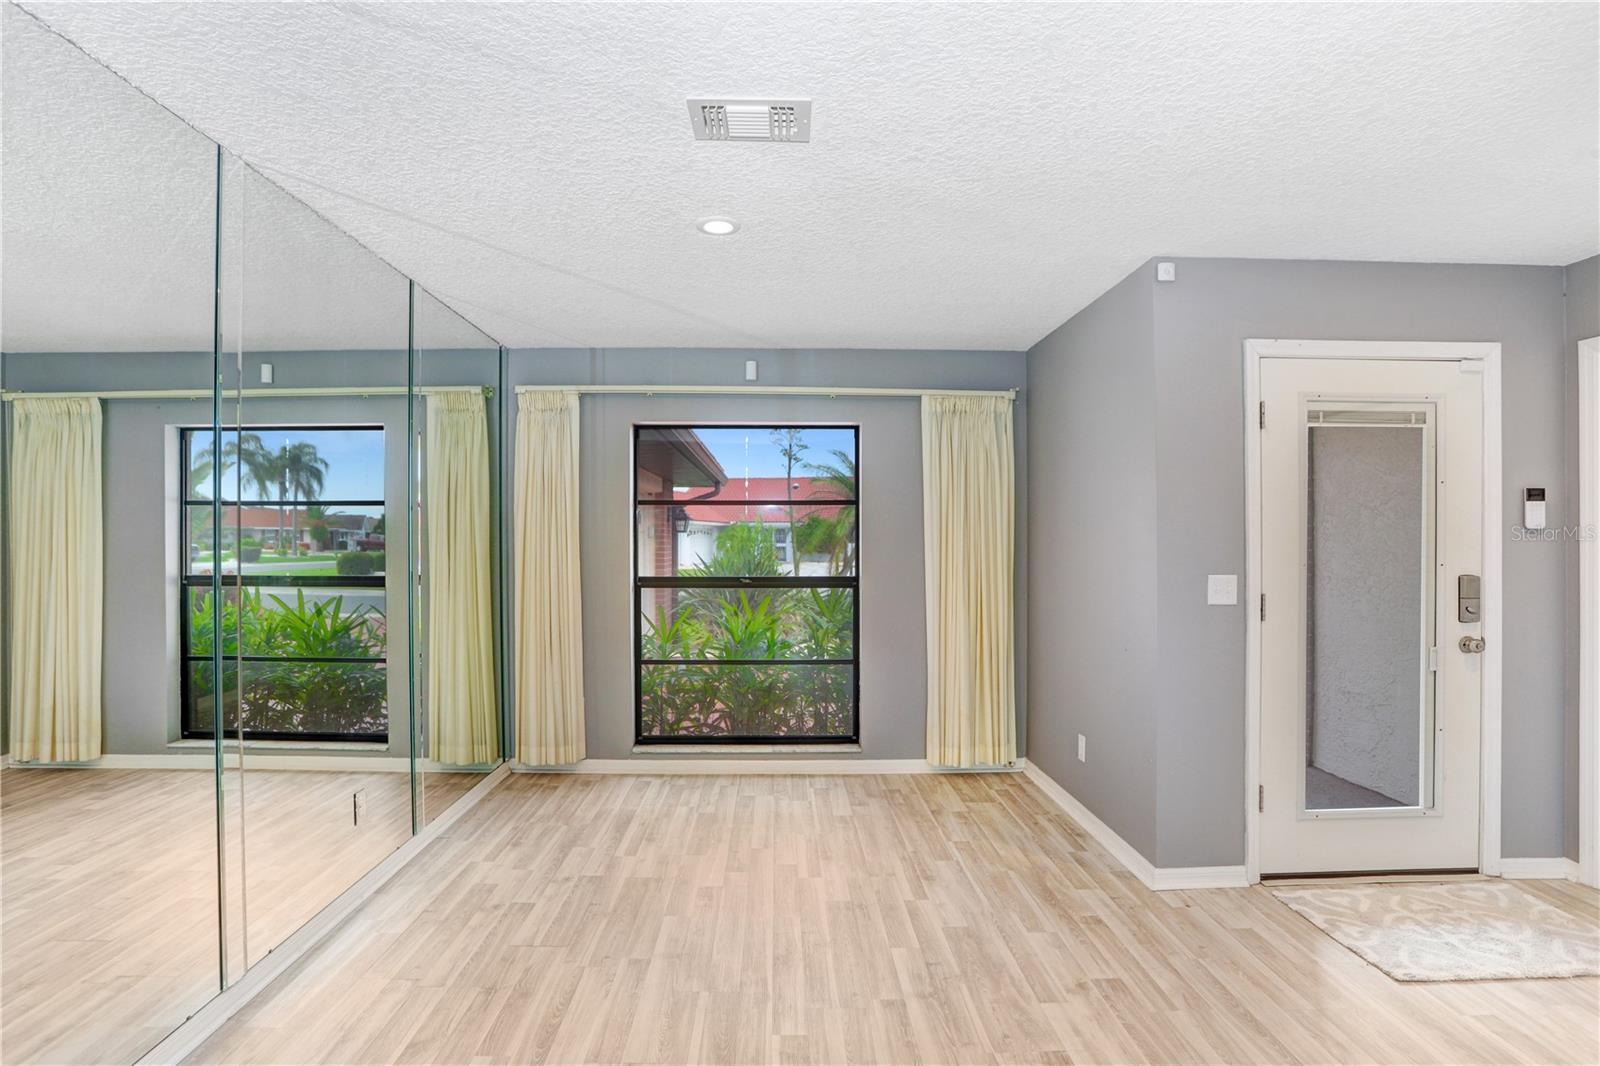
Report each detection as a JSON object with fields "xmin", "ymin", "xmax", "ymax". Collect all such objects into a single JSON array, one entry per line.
[{"xmin": 7, "ymin": 1, "xmax": 1598, "ymax": 352}]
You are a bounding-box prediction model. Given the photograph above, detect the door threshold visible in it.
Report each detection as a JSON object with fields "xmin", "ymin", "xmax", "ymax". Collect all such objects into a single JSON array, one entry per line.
[{"xmin": 1264, "ymin": 868, "xmax": 1482, "ymax": 887}]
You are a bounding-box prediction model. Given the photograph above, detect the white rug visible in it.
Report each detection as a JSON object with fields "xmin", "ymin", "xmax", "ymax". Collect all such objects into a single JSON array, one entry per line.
[{"xmin": 1273, "ymin": 880, "xmax": 1599, "ymax": 981}]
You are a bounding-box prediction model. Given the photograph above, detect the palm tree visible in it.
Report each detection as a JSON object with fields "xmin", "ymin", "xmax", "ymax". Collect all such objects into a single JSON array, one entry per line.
[
  {"xmin": 225, "ymin": 432, "xmax": 276, "ymax": 499},
  {"xmin": 219, "ymin": 432, "xmax": 275, "ymax": 558},
  {"xmin": 770, "ymin": 429, "xmax": 809, "ymax": 577},
  {"xmin": 278, "ymin": 442, "xmax": 328, "ymax": 556},
  {"xmin": 802, "ymin": 450, "xmax": 858, "ymax": 575}
]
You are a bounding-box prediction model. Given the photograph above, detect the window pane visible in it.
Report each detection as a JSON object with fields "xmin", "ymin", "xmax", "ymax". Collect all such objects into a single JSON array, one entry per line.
[
  {"xmin": 186, "ymin": 585, "xmax": 387, "ymax": 658},
  {"xmin": 640, "ymin": 587, "xmax": 854, "ymax": 660},
  {"xmin": 187, "ymin": 661, "xmax": 388, "ymax": 739},
  {"xmin": 636, "ymin": 426, "xmax": 856, "ymax": 500},
  {"xmin": 639, "ymin": 663, "xmax": 853, "ymax": 739},
  {"xmin": 636, "ymin": 502, "xmax": 856, "ymax": 578},
  {"xmin": 185, "ymin": 429, "xmax": 218, "ymax": 501},
  {"xmin": 193, "ymin": 427, "xmax": 385, "ymax": 501},
  {"xmin": 185, "ymin": 505, "xmax": 386, "ymax": 576}
]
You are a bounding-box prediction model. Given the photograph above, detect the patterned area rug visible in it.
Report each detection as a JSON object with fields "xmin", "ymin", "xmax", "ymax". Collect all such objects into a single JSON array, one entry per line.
[{"xmin": 1273, "ymin": 881, "xmax": 1599, "ymax": 981}]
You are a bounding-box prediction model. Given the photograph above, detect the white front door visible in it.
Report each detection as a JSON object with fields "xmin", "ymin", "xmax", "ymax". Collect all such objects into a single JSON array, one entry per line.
[{"xmin": 1259, "ymin": 357, "xmax": 1483, "ymax": 875}]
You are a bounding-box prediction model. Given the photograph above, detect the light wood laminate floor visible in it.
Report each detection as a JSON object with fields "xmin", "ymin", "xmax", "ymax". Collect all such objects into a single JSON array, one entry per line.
[
  {"xmin": 188, "ymin": 773, "xmax": 1599, "ymax": 1066},
  {"xmin": 0, "ymin": 765, "xmax": 480, "ymax": 1065}
]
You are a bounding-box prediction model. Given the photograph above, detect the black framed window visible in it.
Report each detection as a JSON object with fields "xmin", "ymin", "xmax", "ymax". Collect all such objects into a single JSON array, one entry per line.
[
  {"xmin": 180, "ymin": 426, "xmax": 389, "ymax": 742},
  {"xmin": 634, "ymin": 425, "xmax": 859, "ymax": 743}
]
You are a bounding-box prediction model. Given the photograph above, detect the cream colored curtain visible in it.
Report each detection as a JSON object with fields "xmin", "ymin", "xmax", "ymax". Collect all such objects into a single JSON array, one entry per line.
[
  {"xmin": 424, "ymin": 391, "xmax": 499, "ymax": 765},
  {"xmin": 514, "ymin": 390, "xmax": 585, "ymax": 765},
  {"xmin": 7, "ymin": 397, "xmax": 103, "ymax": 762},
  {"xmin": 922, "ymin": 394, "xmax": 1016, "ymax": 768}
]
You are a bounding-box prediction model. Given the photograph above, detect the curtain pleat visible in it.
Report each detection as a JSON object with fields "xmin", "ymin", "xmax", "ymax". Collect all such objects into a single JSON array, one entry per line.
[
  {"xmin": 514, "ymin": 390, "xmax": 586, "ymax": 765},
  {"xmin": 424, "ymin": 391, "xmax": 499, "ymax": 765},
  {"xmin": 8, "ymin": 397, "xmax": 104, "ymax": 763},
  {"xmin": 922, "ymin": 394, "xmax": 1016, "ymax": 768}
]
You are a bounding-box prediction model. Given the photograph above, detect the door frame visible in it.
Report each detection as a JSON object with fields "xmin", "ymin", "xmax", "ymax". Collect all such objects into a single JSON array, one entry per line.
[
  {"xmin": 1580, "ymin": 336, "xmax": 1599, "ymax": 888},
  {"xmin": 1243, "ymin": 339, "xmax": 1503, "ymax": 883}
]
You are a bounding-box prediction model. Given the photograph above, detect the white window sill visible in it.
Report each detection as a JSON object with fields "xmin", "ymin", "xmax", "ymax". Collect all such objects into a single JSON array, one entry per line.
[
  {"xmin": 630, "ymin": 744, "xmax": 863, "ymax": 755},
  {"xmin": 168, "ymin": 739, "xmax": 390, "ymax": 754}
]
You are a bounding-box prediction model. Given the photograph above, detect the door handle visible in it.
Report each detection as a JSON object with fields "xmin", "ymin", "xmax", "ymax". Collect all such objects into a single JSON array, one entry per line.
[{"xmin": 1458, "ymin": 635, "xmax": 1486, "ymax": 654}]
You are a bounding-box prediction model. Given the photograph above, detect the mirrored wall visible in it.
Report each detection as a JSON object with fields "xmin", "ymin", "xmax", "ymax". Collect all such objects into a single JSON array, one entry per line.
[{"xmin": 0, "ymin": 8, "xmax": 509, "ymax": 1061}]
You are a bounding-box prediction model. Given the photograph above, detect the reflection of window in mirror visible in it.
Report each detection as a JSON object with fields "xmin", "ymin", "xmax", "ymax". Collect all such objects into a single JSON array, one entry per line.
[{"xmin": 179, "ymin": 425, "xmax": 388, "ymax": 743}]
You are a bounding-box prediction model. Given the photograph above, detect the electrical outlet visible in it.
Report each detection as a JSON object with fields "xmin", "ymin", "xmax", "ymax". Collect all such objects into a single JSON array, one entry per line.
[
  {"xmin": 352, "ymin": 788, "xmax": 367, "ymax": 826},
  {"xmin": 1077, "ymin": 734, "xmax": 1086, "ymax": 762}
]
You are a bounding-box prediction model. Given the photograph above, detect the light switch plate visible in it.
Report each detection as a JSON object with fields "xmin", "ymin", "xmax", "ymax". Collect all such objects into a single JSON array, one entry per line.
[{"xmin": 1207, "ymin": 574, "xmax": 1238, "ymax": 606}]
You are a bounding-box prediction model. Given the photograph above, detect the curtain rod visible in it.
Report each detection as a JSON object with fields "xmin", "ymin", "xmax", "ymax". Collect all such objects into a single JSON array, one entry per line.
[
  {"xmin": 0, "ymin": 385, "xmax": 492, "ymax": 402},
  {"xmin": 513, "ymin": 384, "xmax": 1017, "ymax": 400}
]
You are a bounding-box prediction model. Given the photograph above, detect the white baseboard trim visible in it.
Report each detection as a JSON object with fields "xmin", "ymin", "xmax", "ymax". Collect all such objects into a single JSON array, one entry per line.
[
  {"xmin": 135, "ymin": 762, "xmax": 510, "ymax": 1066},
  {"xmin": 1148, "ymin": 865, "xmax": 1252, "ymax": 891},
  {"xmin": 1021, "ymin": 761, "xmax": 1247, "ymax": 891},
  {"xmin": 1499, "ymin": 857, "xmax": 1582, "ymax": 881},
  {"xmin": 7, "ymin": 753, "xmax": 412, "ymax": 773},
  {"xmin": 514, "ymin": 757, "xmax": 1028, "ymax": 775}
]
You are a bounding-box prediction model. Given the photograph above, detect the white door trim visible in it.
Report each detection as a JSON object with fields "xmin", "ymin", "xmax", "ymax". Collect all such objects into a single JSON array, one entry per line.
[
  {"xmin": 1579, "ymin": 336, "xmax": 1600, "ymax": 888},
  {"xmin": 1243, "ymin": 339, "xmax": 1503, "ymax": 883}
]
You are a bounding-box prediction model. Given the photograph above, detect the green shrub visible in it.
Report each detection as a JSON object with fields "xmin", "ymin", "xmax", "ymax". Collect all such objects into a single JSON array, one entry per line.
[{"xmin": 336, "ymin": 551, "xmax": 376, "ymax": 576}]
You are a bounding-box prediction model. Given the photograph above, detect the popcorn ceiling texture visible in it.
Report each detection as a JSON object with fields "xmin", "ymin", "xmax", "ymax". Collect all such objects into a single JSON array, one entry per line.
[{"xmin": 7, "ymin": 2, "xmax": 1598, "ymax": 352}]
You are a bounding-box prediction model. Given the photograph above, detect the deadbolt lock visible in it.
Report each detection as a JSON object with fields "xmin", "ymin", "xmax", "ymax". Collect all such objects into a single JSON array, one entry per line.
[
  {"xmin": 1458, "ymin": 635, "xmax": 1486, "ymax": 654},
  {"xmin": 1457, "ymin": 574, "xmax": 1481, "ymax": 623}
]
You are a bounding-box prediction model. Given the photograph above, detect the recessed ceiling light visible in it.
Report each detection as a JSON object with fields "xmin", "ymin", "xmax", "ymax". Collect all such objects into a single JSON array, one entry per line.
[{"xmin": 697, "ymin": 217, "xmax": 738, "ymax": 236}]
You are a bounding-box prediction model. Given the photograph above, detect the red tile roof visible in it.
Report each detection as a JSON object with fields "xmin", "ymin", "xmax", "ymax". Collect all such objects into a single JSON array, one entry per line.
[{"xmin": 675, "ymin": 478, "xmax": 851, "ymax": 523}]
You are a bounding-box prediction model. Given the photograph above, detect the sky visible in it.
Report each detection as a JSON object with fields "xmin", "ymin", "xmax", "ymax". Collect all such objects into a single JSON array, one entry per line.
[
  {"xmin": 686, "ymin": 427, "xmax": 856, "ymax": 481},
  {"xmin": 189, "ymin": 424, "xmax": 858, "ymax": 503},
  {"xmin": 189, "ymin": 428, "xmax": 384, "ymax": 501}
]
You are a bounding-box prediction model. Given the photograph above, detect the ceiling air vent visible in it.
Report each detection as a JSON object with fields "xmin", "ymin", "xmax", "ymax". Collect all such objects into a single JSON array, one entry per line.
[{"xmin": 688, "ymin": 99, "xmax": 811, "ymax": 142}]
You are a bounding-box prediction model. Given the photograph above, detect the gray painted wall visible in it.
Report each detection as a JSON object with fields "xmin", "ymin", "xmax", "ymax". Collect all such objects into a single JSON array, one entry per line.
[
  {"xmin": 1564, "ymin": 254, "xmax": 1599, "ymax": 860},
  {"xmin": 1024, "ymin": 272, "xmax": 1160, "ymax": 858},
  {"xmin": 505, "ymin": 347, "xmax": 1029, "ymax": 761},
  {"xmin": 1028, "ymin": 256, "xmax": 1576, "ymax": 867},
  {"xmin": 1153, "ymin": 258, "xmax": 1570, "ymax": 865},
  {"xmin": 1307, "ymin": 425, "xmax": 1425, "ymax": 805}
]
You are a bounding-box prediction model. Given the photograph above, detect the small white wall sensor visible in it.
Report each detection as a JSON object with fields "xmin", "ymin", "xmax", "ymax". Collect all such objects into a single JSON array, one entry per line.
[
  {"xmin": 1155, "ymin": 261, "xmax": 1176, "ymax": 282},
  {"xmin": 1524, "ymin": 488, "xmax": 1546, "ymax": 530},
  {"xmin": 744, "ymin": 359, "xmax": 758, "ymax": 382},
  {"xmin": 260, "ymin": 362, "xmax": 274, "ymax": 384}
]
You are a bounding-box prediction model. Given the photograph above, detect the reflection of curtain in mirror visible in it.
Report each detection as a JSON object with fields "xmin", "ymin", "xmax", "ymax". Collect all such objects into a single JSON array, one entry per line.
[
  {"xmin": 424, "ymin": 390, "xmax": 499, "ymax": 764},
  {"xmin": 922, "ymin": 394, "xmax": 1016, "ymax": 768},
  {"xmin": 8, "ymin": 397, "xmax": 103, "ymax": 762},
  {"xmin": 514, "ymin": 390, "xmax": 585, "ymax": 766}
]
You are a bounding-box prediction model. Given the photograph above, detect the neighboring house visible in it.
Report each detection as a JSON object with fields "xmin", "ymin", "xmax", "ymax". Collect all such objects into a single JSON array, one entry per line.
[
  {"xmin": 205, "ymin": 506, "xmax": 380, "ymax": 553},
  {"xmin": 675, "ymin": 477, "xmax": 851, "ymax": 576}
]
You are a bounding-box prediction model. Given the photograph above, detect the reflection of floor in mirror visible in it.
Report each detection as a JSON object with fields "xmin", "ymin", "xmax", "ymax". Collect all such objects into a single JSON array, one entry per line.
[
  {"xmin": 419, "ymin": 770, "xmax": 481, "ymax": 826},
  {"xmin": 1304, "ymin": 765, "xmax": 1407, "ymax": 810},
  {"xmin": 192, "ymin": 773, "xmax": 1599, "ymax": 1066},
  {"xmin": 0, "ymin": 764, "xmax": 473, "ymax": 1066}
]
